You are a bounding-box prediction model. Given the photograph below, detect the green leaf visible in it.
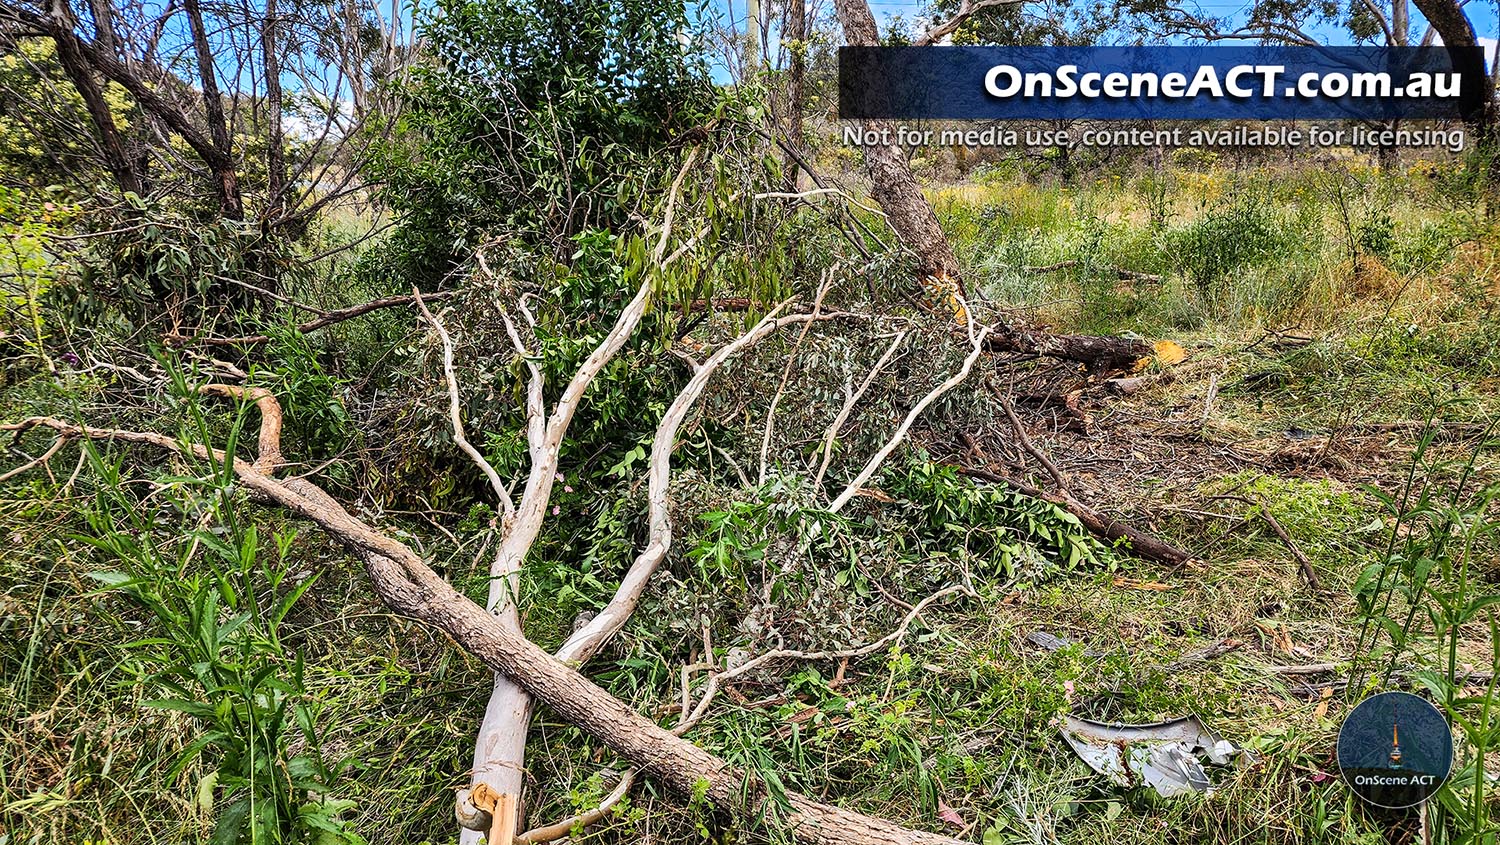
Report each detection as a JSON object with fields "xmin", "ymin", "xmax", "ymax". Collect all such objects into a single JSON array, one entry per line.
[
  {"xmin": 196, "ymin": 771, "xmax": 219, "ymax": 816},
  {"xmin": 211, "ymin": 795, "xmax": 251, "ymax": 845}
]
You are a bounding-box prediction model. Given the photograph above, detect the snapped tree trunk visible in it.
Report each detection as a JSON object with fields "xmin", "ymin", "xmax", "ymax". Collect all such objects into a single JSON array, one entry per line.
[{"xmin": 831, "ymin": 0, "xmax": 964, "ymax": 293}]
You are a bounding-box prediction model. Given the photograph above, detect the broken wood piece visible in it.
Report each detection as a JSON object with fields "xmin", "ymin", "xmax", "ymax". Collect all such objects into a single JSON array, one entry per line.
[
  {"xmin": 953, "ymin": 464, "xmax": 1199, "ymax": 568},
  {"xmin": 986, "ymin": 329, "xmax": 1151, "ymax": 373}
]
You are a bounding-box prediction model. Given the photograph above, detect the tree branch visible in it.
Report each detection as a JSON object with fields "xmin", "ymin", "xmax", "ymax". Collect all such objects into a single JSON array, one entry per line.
[
  {"xmin": 413, "ymin": 289, "xmax": 513, "ymax": 518},
  {"xmin": 829, "ymin": 308, "xmax": 991, "ymax": 513},
  {"xmin": 0, "ymin": 400, "xmax": 969, "ymax": 845},
  {"xmin": 914, "ymin": 0, "xmax": 1026, "ymax": 46}
]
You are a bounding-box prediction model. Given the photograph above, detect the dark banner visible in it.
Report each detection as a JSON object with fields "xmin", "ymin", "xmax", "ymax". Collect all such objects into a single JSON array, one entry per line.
[{"xmin": 838, "ymin": 46, "xmax": 1487, "ymax": 121}]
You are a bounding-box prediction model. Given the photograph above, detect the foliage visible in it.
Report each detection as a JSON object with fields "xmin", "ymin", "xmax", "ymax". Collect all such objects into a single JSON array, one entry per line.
[
  {"xmin": 372, "ymin": 0, "xmax": 714, "ymax": 281},
  {"xmin": 1351, "ymin": 417, "xmax": 1500, "ymax": 842},
  {"xmin": 0, "ymin": 184, "xmax": 77, "ymax": 371},
  {"xmin": 74, "ymin": 410, "xmax": 364, "ymax": 845},
  {"xmin": 884, "ymin": 458, "xmax": 1105, "ymax": 581}
]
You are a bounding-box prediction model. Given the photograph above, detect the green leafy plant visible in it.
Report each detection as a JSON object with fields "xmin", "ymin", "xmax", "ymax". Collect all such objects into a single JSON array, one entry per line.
[
  {"xmin": 885, "ymin": 458, "xmax": 1107, "ymax": 583},
  {"xmin": 1351, "ymin": 415, "xmax": 1500, "ymax": 843},
  {"xmin": 75, "ymin": 391, "xmax": 362, "ymax": 845}
]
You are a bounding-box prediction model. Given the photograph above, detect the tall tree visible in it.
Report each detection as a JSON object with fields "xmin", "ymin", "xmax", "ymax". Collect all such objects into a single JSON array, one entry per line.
[{"xmin": 0, "ymin": 0, "xmax": 408, "ymax": 312}]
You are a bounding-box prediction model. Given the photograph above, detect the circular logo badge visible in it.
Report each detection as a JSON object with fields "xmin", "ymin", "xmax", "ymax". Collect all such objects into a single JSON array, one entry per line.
[{"xmin": 1337, "ymin": 691, "xmax": 1453, "ymax": 809}]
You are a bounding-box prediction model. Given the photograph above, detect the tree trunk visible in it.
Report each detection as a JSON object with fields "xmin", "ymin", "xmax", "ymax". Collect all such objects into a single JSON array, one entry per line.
[
  {"xmin": 183, "ymin": 0, "xmax": 243, "ymax": 218},
  {"xmin": 1409, "ymin": 0, "xmax": 1495, "ymax": 138},
  {"xmin": 1391, "ymin": 0, "xmax": 1409, "ymax": 45},
  {"xmin": 745, "ymin": 0, "xmax": 761, "ymax": 69},
  {"xmin": 986, "ymin": 329, "xmax": 1151, "ymax": 373},
  {"xmin": 46, "ymin": 0, "xmax": 140, "ymax": 196},
  {"xmin": 262, "ymin": 0, "xmax": 287, "ymax": 219},
  {"xmin": 271, "ymin": 476, "xmax": 970, "ymax": 845},
  {"xmin": 831, "ymin": 0, "xmax": 963, "ymax": 291},
  {"xmin": 784, "ymin": 0, "xmax": 805, "ymax": 194}
]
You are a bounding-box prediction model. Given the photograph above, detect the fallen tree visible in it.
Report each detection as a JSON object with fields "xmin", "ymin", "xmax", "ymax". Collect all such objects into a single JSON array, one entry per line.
[
  {"xmin": 2, "ymin": 393, "xmax": 971, "ymax": 845},
  {"xmin": 4, "ymin": 262, "xmax": 1181, "ymax": 842},
  {"xmin": 6, "ymin": 247, "xmax": 1017, "ymax": 844}
]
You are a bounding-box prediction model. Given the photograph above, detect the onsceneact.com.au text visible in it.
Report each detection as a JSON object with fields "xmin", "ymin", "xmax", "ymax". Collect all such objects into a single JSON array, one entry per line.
[{"xmin": 983, "ymin": 64, "xmax": 1462, "ymax": 100}]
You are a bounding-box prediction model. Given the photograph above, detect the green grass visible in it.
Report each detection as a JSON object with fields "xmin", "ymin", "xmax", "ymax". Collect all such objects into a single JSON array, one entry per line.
[{"xmin": 3, "ymin": 156, "xmax": 1498, "ymax": 845}]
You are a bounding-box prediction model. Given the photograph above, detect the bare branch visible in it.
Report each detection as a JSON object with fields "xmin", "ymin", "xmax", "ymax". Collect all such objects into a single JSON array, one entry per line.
[
  {"xmin": 677, "ymin": 584, "xmax": 972, "ymax": 733},
  {"xmin": 515, "ymin": 769, "xmax": 636, "ymax": 844},
  {"xmin": 463, "ymin": 149, "xmax": 705, "ymax": 845},
  {"xmin": 914, "ymin": 0, "xmax": 1026, "ymax": 46},
  {"xmin": 812, "ymin": 330, "xmax": 908, "ymax": 491},
  {"xmin": 995, "ymin": 388, "xmax": 1067, "ymax": 494},
  {"xmin": 828, "ymin": 314, "xmax": 992, "ymax": 513},
  {"xmin": 413, "ymin": 288, "xmax": 513, "ymax": 518},
  {"xmin": 0, "ymin": 434, "xmax": 69, "ymax": 484},
  {"xmin": 559, "ymin": 304, "xmax": 869, "ymax": 666}
]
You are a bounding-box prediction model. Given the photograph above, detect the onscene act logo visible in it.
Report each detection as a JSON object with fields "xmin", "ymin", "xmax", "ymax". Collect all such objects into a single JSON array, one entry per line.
[{"xmin": 1337, "ymin": 691, "xmax": 1455, "ymax": 809}]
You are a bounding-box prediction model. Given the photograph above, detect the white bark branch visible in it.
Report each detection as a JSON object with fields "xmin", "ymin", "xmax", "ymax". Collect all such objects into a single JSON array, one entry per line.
[
  {"xmin": 827, "ymin": 316, "xmax": 990, "ymax": 513},
  {"xmin": 558, "ymin": 304, "xmax": 867, "ymax": 666},
  {"xmin": 414, "ymin": 289, "xmax": 513, "ymax": 517},
  {"xmin": 462, "ymin": 148, "xmax": 713, "ymax": 845},
  {"xmin": 811, "ymin": 330, "xmax": 908, "ymax": 491}
]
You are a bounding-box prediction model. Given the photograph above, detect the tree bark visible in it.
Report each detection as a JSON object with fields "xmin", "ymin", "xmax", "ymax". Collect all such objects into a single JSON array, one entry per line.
[
  {"xmin": 831, "ymin": 0, "xmax": 963, "ymax": 292},
  {"xmin": 262, "ymin": 0, "xmax": 286, "ymax": 219},
  {"xmin": 44, "ymin": 0, "xmax": 140, "ymax": 195},
  {"xmin": 182, "ymin": 0, "xmax": 243, "ymax": 218},
  {"xmin": 784, "ymin": 0, "xmax": 805, "ymax": 194},
  {"xmin": 1391, "ymin": 0, "xmax": 1409, "ymax": 45},
  {"xmin": 1409, "ymin": 0, "xmax": 1495, "ymax": 137},
  {"xmin": 985, "ymin": 329, "xmax": 1151, "ymax": 373}
]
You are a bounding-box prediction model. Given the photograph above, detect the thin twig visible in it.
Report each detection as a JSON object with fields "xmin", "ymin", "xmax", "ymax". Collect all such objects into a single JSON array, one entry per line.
[
  {"xmin": 995, "ymin": 388, "xmax": 1067, "ymax": 495},
  {"xmin": 0, "ymin": 435, "xmax": 69, "ymax": 483}
]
